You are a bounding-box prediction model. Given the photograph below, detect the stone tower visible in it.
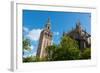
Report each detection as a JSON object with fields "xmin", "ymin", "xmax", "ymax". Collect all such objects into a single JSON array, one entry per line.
[{"xmin": 36, "ymin": 18, "xmax": 52, "ymax": 58}]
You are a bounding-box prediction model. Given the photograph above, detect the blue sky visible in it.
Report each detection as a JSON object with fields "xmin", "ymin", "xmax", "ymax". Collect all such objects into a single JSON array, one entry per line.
[{"xmin": 23, "ymin": 10, "xmax": 91, "ymax": 57}]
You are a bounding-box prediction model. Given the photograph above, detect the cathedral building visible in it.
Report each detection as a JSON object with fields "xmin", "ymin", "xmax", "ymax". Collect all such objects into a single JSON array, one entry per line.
[
  {"xmin": 63, "ymin": 21, "xmax": 91, "ymax": 51},
  {"xmin": 36, "ymin": 18, "xmax": 53, "ymax": 58}
]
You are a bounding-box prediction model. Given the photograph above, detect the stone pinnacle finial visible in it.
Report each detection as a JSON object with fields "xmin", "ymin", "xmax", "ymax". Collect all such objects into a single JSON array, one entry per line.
[{"xmin": 76, "ymin": 20, "xmax": 81, "ymax": 28}]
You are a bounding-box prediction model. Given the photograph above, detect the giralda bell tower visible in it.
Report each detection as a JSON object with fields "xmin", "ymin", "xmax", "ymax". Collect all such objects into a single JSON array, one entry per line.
[{"xmin": 36, "ymin": 17, "xmax": 52, "ymax": 58}]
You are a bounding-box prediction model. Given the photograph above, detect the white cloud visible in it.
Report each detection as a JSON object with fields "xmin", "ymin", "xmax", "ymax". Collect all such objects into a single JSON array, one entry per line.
[
  {"xmin": 54, "ymin": 32, "xmax": 59, "ymax": 36},
  {"xmin": 27, "ymin": 29, "xmax": 43, "ymax": 41},
  {"xmin": 23, "ymin": 27, "xmax": 29, "ymax": 32}
]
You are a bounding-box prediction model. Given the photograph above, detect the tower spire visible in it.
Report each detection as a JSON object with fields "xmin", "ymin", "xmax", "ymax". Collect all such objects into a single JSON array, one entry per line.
[
  {"xmin": 47, "ymin": 17, "xmax": 50, "ymax": 24},
  {"xmin": 45, "ymin": 17, "xmax": 51, "ymax": 30}
]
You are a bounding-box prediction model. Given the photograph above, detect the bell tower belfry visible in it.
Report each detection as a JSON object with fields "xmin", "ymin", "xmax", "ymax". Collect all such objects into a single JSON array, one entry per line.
[{"xmin": 36, "ymin": 17, "xmax": 52, "ymax": 58}]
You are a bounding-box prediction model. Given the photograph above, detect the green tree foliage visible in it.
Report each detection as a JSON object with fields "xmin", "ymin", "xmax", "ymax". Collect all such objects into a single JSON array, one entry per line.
[
  {"xmin": 23, "ymin": 56, "xmax": 37, "ymax": 62},
  {"xmin": 45, "ymin": 36, "xmax": 80, "ymax": 61},
  {"xmin": 22, "ymin": 38, "xmax": 32, "ymax": 62},
  {"xmin": 22, "ymin": 38, "xmax": 31, "ymax": 56},
  {"xmin": 81, "ymin": 48, "xmax": 91, "ymax": 59},
  {"xmin": 23, "ymin": 38, "xmax": 31, "ymax": 51},
  {"xmin": 54, "ymin": 36, "xmax": 80, "ymax": 60},
  {"xmin": 23, "ymin": 36, "xmax": 91, "ymax": 62},
  {"xmin": 45, "ymin": 44, "xmax": 57, "ymax": 61},
  {"xmin": 61, "ymin": 36, "xmax": 80, "ymax": 60},
  {"xmin": 60, "ymin": 36, "xmax": 79, "ymax": 49}
]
